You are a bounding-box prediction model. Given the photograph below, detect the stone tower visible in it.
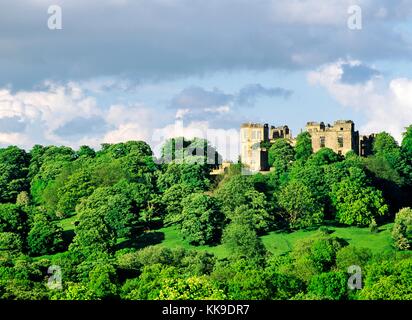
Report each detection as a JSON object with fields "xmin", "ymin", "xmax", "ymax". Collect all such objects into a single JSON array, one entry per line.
[
  {"xmin": 240, "ymin": 123, "xmax": 293, "ymax": 172},
  {"xmin": 240, "ymin": 123, "xmax": 270, "ymax": 173},
  {"xmin": 306, "ymin": 120, "xmax": 360, "ymax": 155}
]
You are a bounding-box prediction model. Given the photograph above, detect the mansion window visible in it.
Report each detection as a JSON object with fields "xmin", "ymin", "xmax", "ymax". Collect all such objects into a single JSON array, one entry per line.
[
  {"xmin": 320, "ymin": 136, "xmax": 326, "ymax": 148},
  {"xmin": 338, "ymin": 135, "xmax": 344, "ymax": 148}
]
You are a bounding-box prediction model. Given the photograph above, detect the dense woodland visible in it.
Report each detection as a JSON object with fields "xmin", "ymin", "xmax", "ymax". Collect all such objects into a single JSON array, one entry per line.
[{"xmin": 1, "ymin": 127, "xmax": 412, "ymax": 300}]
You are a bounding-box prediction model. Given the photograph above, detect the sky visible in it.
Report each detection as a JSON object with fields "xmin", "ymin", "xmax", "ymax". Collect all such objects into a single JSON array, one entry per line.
[{"xmin": 1, "ymin": 0, "xmax": 412, "ymax": 160}]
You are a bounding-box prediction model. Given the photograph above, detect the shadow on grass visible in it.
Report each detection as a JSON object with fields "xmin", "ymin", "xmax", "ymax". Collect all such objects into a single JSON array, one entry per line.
[
  {"xmin": 61, "ymin": 230, "xmax": 75, "ymax": 250},
  {"xmin": 117, "ymin": 231, "xmax": 165, "ymax": 250}
]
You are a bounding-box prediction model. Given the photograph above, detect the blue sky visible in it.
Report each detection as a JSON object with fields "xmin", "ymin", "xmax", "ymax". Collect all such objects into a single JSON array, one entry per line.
[{"xmin": 1, "ymin": 0, "xmax": 412, "ymax": 160}]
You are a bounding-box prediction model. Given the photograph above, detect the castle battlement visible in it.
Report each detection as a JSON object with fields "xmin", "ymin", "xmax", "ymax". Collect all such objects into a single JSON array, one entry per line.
[{"xmin": 241, "ymin": 120, "xmax": 374, "ymax": 172}]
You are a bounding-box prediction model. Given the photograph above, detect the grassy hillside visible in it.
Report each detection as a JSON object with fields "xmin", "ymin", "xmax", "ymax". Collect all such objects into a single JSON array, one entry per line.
[{"xmin": 59, "ymin": 215, "xmax": 395, "ymax": 259}]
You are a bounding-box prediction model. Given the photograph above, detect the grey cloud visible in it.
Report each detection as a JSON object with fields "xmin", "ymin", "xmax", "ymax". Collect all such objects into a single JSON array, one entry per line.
[
  {"xmin": 340, "ymin": 63, "xmax": 380, "ymax": 84},
  {"xmin": 1, "ymin": 0, "xmax": 412, "ymax": 89},
  {"xmin": 0, "ymin": 116, "xmax": 26, "ymax": 133},
  {"xmin": 171, "ymin": 87, "xmax": 232, "ymax": 110},
  {"xmin": 169, "ymin": 83, "xmax": 292, "ymax": 129},
  {"xmin": 236, "ymin": 84, "xmax": 293, "ymax": 106},
  {"xmin": 53, "ymin": 116, "xmax": 110, "ymax": 137},
  {"xmin": 171, "ymin": 84, "xmax": 292, "ymax": 110}
]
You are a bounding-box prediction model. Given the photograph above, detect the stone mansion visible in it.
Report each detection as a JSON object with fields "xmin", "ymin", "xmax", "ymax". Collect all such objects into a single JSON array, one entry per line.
[{"xmin": 240, "ymin": 120, "xmax": 375, "ymax": 172}]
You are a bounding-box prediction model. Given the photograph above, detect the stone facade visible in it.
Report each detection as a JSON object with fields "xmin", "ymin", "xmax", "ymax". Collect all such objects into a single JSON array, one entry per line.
[
  {"xmin": 240, "ymin": 123, "xmax": 292, "ymax": 172},
  {"xmin": 306, "ymin": 120, "xmax": 359, "ymax": 156},
  {"xmin": 240, "ymin": 120, "xmax": 374, "ymax": 172}
]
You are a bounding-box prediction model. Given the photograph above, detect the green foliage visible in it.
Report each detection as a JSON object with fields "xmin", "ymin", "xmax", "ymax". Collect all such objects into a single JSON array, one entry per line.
[
  {"xmin": 288, "ymin": 235, "xmax": 347, "ymax": 282},
  {"xmin": 308, "ymin": 272, "xmax": 348, "ymax": 300},
  {"xmin": 330, "ymin": 167, "xmax": 388, "ymax": 226},
  {"xmin": 401, "ymin": 125, "xmax": 412, "ymax": 158},
  {"xmin": 268, "ymin": 139, "xmax": 295, "ymax": 171},
  {"xmin": 222, "ymin": 222, "xmax": 267, "ymax": 261},
  {"xmin": 392, "ymin": 207, "xmax": 412, "ymax": 250},
  {"xmin": 160, "ymin": 137, "xmax": 222, "ymax": 167},
  {"xmin": 230, "ymin": 204, "xmax": 272, "ymax": 234},
  {"xmin": 69, "ymin": 208, "xmax": 116, "ymax": 257},
  {"xmin": 0, "ymin": 146, "xmax": 30, "ymax": 203},
  {"xmin": 294, "ymin": 131, "xmax": 312, "ymax": 161},
  {"xmin": 179, "ymin": 193, "xmax": 223, "ymax": 245},
  {"xmin": 16, "ymin": 191, "xmax": 30, "ymax": 206},
  {"xmin": 76, "ymin": 146, "xmax": 96, "ymax": 158},
  {"xmin": 335, "ymin": 246, "xmax": 372, "ymax": 271},
  {"xmin": 373, "ymin": 132, "xmax": 399, "ymax": 156},
  {"xmin": 87, "ymin": 262, "xmax": 119, "ymax": 299},
  {"xmin": 359, "ymin": 257, "xmax": 412, "ymax": 300},
  {"xmin": 278, "ymin": 180, "xmax": 324, "ymax": 229},
  {"xmin": 157, "ymin": 162, "xmax": 210, "ymax": 192},
  {"xmin": 158, "ymin": 275, "xmax": 225, "ymax": 300},
  {"xmin": 1, "ymin": 132, "xmax": 411, "ymax": 301},
  {"xmin": 212, "ymin": 259, "xmax": 271, "ymax": 300},
  {"xmin": 161, "ymin": 183, "xmax": 193, "ymax": 224},
  {"xmin": 56, "ymin": 170, "xmax": 95, "ymax": 217},
  {"xmin": 0, "ymin": 232, "xmax": 23, "ymax": 257},
  {"xmin": 27, "ymin": 214, "xmax": 63, "ymax": 256},
  {"xmin": 214, "ymin": 175, "xmax": 255, "ymax": 216},
  {"xmin": 0, "ymin": 204, "xmax": 28, "ymax": 236},
  {"xmin": 307, "ymin": 148, "xmax": 342, "ymax": 167},
  {"xmin": 0, "ymin": 257, "xmax": 49, "ymax": 300},
  {"xmin": 121, "ymin": 264, "xmax": 179, "ymax": 300}
]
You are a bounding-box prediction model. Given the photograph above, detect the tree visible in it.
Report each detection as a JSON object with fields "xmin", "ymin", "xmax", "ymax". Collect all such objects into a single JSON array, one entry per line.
[
  {"xmin": 277, "ymin": 180, "xmax": 324, "ymax": 229},
  {"xmin": 87, "ymin": 262, "xmax": 119, "ymax": 299},
  {"xmin": 0, "ymin": 146, "xmax": 30, "ymax": 203},
  {"xmin": 0, "ymin": 204, "xmax": 28, "ymax": 236},
  {"xmin": 330, "ymin": 167, "xmax": 388, "ymax": 226},
  {"xmin": 16, "ymin": 191, "xmax": 30, "ymax": 206},
  {"xmin": 359, "ymin": 258, "xmax": 412, "ymax": 300},
  {"xmin": 268, "ymin": 139, "xmax": 295, "ymax": 170},
  {"xmin": 69, "ymin": 208, "xmax": 116, "ymax": 257},
  {"xmin": 161, "ymin": 183, "xmax": 193, "ymax": 224},
  {"xmin": 160, "ymin": 137, "xmax": 222, "ymax": 167},
  {"xmin": 27, "ymin": 214, "xmax": 63, "ymax": 256},
  {"xmin": 76, "ymin": 180, "xmax": 147, "ymax": 239},
  {"xmin": 308, "ymin": 272, "xmax": 348, "ymax": 300},
  {"xmin": 221, "ymin": 222, "xmax": 267, "ymax": 261},
  {"xmin": 179, "ymin": 193, "xmax": 223, "ymax": 245},
  {"xmin": 335, "ymin": 246, "xmax": 372, "ymax": 271},
  {"xmin": 158, "ymin": 276, "xmax": 225, "ymax": 300},
  {"xmin": 121, "ymin": 264, "xmax": 179, "ymax": 300},
  {"xmin": 401, "ymin": 125, "xmax": 412, "ymax": 159},
  {"xmin": 56, "ymin": 170, "xmax": 95, "ymax": 217},
  {"xmin": 307, "ymin": 148, "xmax": 342, "ymax": 167},
  {"xmin": 76, "ymin": 146, "xmax": 96, "ymax": 158},
  {"xmin": 392, "ymin": 207, "xmax": 412, "ymax": 250},
  {"xmin": 289, "ymin": 235, "xmax": 347, "ymax": 282},
  {"xmin": 373, "ymin": 132, "xmax": 399, "ymax": 157},
  {"xmin": 294, "ymin": 132, "xmax": 312, "ymax": 161},
  {"xmin": 0, "ymin": 232, "xmax": 23, "ymax": 257},
  {"xmin": 214, "ymin": 175, "xmax": 255, "ymax": 216},
  {"xmin": 212, "ymin": 259, "xmax": 271, "ymax": 300},
  {"xmin": 157, "ymin": 163, "xmax": 210, "ymax": 192},
  {"xmin": 230, "ymin": 204, "xmax": 272, "ymax": 234}
]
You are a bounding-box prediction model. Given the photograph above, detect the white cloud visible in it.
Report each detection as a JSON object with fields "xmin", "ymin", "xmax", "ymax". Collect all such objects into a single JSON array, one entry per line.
[
  {"xmin": 308, "ymin": 60, "xmax": 412, "ymax": 141},
  {"xmin": 0, "ymin": 82, "xmax": 238, "ymax": 162},
  {"xmin": 152, "ymin": 119, "xmax": 240, "ymax": 162}
]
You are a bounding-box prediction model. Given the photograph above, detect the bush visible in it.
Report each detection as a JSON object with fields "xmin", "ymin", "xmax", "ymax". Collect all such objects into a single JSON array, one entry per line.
[
  {"xmin": 308, "ymin": 272, "xmax": 348, "ymax": 300},
  {"xmin": 179, "ymin": 193, "xmax": 223, "ymax": 245},
  {"xmin": 392, "ymin": 208, "xmax": 412, "ymax": 250}
]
